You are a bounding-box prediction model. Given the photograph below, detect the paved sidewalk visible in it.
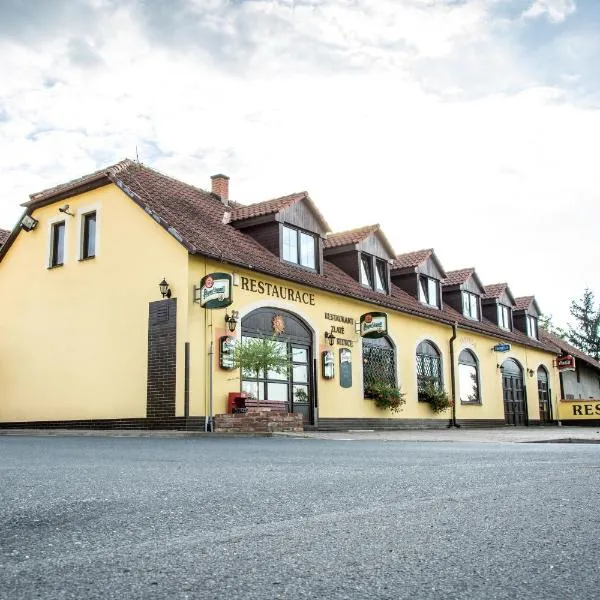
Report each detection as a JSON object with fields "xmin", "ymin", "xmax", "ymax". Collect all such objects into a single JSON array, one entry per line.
[
  {"xmin": 1, "ymin": 426, "xmax": 599, "ymax": 443},
  {"xmin": 291, "ymin": 426, "xmax": 600, "ymax": 443}
]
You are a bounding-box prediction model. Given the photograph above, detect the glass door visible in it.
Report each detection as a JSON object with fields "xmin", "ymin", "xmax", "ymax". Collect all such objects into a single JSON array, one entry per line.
[{"xmin": 291, "ymin": 344, "xmax": 311, "ymax": 424}]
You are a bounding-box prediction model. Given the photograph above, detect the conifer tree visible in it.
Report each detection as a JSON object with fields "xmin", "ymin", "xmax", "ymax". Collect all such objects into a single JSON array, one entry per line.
[{"xmin": 566, "ymin": 289, "xmax": 600, "ymax": 359}]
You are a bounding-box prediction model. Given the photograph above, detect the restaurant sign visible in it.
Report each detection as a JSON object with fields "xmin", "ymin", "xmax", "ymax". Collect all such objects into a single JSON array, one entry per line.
[
  {"xmin": 558, "ymin": 400, "xmax": 600, "ymax": 420},
  {"xmin": 198, "ymin": 272, "xmax": 233, "ymax": 309},
  {"xmin": 557, "ymin": 354, "xmax": 576, "ymax": 372},
  {"xmin": 359, "ymin": 312, "xmax": 388, "ymax": 339}
]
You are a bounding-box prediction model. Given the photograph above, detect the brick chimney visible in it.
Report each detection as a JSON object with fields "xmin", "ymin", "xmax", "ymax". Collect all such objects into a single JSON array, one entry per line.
[{"xmin": 211, "ymin": 174, "xmax": 230, "ymax": 204}]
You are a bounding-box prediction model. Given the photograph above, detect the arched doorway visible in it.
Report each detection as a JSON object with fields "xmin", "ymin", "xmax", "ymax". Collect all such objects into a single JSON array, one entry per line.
[
  {"xmin": 241, "ymin": 307, "xmax": 314, "ymax": 425},
  {"xmin": 537, "ymin": 366, "xmax": 552, "ymax": 424},
  {"xmin": 501, "ymin": 358, "xmax": 527, "ymax": 426}
]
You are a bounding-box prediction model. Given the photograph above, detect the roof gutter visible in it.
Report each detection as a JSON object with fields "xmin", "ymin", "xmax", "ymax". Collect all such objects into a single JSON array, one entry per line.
[{"xmin": 449, "ymin": 321, "xmax": 459, "ymax": 428}]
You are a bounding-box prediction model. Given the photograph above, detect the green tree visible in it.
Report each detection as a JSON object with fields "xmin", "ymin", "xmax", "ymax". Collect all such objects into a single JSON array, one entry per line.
[
  {"xmin": 232, "ymin": 336, "xmax": 292, "ymax": 407},
  {"xmin": 566, "ymin": 289, "xmax": 600, "ymax": 359},
  {"xmin": 538, "ymin": 314, "xmax": 567, "ymax": 339}
]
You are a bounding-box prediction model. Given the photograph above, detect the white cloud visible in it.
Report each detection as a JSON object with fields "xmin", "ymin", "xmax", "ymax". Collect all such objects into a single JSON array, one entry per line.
[
  {"xmin": 0, "ymin": 0, "xmax": 598, "ymax": 327},
  {"xmin": 522, "ymin": 0, "xmax": 577, "ymax": 23}
]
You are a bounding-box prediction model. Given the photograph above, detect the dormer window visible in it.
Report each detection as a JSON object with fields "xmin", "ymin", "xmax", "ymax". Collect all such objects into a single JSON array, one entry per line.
[
  {"xmin": 360, "ymin": 255, "xmax": 373, "ymax": 287},
  {"xmin": 282, "ymin": 225, "xmax": 316, "ymax": 270},
  {"xmin": 360, "ymin": 253, "xmax": 388, "ymax": 293},
  {"xmin": 419, "ymin": 275, "xmax": 439, "ymax": 308},
  {"xmin": 374, "ymin": 260, "xmax": 387, "ymax": 293},
  {"xmin": 498, "ymin": 304, "xmax": 511, "ymax": 330},
  {"xmin": 527, "ymin": 315, "xmax": 538, "ymax": 339},
  {"xmin": 462, "ymin": 291, "xmax": 479, "ymax": 320}
]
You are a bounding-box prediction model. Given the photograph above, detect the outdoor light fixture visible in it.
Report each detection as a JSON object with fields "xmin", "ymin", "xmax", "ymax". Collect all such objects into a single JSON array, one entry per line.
[
  {"xmin": 527, "ymin": 368, "xmax": 535, "ymax": 377},
  {"xmin": 20, "ymin": 214, "xmax": 39, "ymax": 232},
  {"xmin": 159, "ymin": 278, "xmax": 172, "ymax": 298},
  {"xmin": 324, "ymin": 331, "xmax": 336, "ymax": 346},
  {"xmin": 58, "ymin": 204, "xmax": 75, "ymax": 217},
  {"xmin": 225, "ymin": 310, "xmax": 239, "ymax": 333}
]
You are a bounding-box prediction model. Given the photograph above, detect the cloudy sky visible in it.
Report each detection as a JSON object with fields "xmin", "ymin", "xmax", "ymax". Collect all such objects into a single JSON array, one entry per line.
[{"xmin": 1, "ymin": 0, "xmax": 598, "ymax": 327}]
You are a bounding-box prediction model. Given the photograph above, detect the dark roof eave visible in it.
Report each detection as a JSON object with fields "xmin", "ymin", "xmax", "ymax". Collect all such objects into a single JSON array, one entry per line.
[{"xmin": 22, "ymin": 174, "xmax": 111, "ymax": 209}]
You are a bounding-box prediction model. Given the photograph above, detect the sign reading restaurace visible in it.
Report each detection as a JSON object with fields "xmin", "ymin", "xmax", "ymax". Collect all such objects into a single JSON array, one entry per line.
[
  {"xmin": 241, "ymin": 276, "xmax": 316, "ymax": 305},
  {"xmin": 199, "ymin": 272, "xmax": 233, "ymax": 309},
  {"xmin": 359, "ymin": 312, "xmax": 388, "ymax": 339}
]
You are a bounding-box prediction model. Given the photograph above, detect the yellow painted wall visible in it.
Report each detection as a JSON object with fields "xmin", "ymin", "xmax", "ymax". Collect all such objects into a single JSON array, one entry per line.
[
  {"xmin": 0, "ymin": 184, "xmax": 188, "ymax": 422},
  {"xmin": 188, "ymin": 260, "xmax": 561, "ymax": 423}
]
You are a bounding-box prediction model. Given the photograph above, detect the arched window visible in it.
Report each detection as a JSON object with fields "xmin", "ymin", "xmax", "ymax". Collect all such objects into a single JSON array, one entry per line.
[
  {"xmin": 458, "ymin": 349, "xmax": 480, "ymax": 404},
  {"xmin": 363, "ymin": 336, "xmax": 396, "ymax": 394},
  {"xmin": 416, "ymin": 340, "xmax": 442, "ymax": 397}
]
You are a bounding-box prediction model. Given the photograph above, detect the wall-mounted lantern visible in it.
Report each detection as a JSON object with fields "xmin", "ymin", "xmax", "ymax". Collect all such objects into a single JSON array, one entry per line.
[
  {"xmin": 324, "ymin": 331, "xmax": 336, "ymax": 346},
  {"xmin": 225, "ymin": 309, "xmax": 239, "ymax": 333},
  {"xmin": 159, "ymin": 277, "xmax": 172, "ymax": 298}
]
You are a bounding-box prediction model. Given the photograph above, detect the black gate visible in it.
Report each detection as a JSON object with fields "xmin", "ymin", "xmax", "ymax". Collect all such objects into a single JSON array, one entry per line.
[{"xmin": 501, "ymin": 359, "xmax": 527, "ymax": 426}]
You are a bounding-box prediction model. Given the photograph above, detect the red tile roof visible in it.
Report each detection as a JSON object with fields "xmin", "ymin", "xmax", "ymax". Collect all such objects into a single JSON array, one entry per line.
[
  {"xmin": 392, "ymin": 249, "xmax": 447, "ymax": 278},
  {"xmin": 443, "ymin": 268, "xmax": 475, "ymax": 287},
  {"xmin": 393, "ymin": 249, "xmax": 432, "ymax": 270},
  {"xmin": 324, "ymin": 224, "xmax": 379, "ymax": 248},
  {"xmin": 514, "ymin": 296, "xmax": 534, "ymax": 311},
  {"xmin": 9, "ymin": 160, "xmax": 558, "ymax": 355},
  {"xmin": 230, "ymin": 192, "xmax": 306, "ymax": 221},
  {"xmin": 0, "ymin": 228, "xmax": 9, "ymax": 246},
  {"xmin": 483, "ymin": 283, "xmax": 508, "ymax": 300},
  {"xmin": 229, "ymin": 191, "xmax": 331, "ymax": 233}
]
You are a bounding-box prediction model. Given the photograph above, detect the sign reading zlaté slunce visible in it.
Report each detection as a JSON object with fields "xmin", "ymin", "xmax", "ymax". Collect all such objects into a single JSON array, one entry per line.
[
  {"xmin": 199, "ymin": 272, "xmax": 233, "ymax": 309},
  {"xmin": 360, "ymin": 312, "xmax": 388, "ymax": 339}
]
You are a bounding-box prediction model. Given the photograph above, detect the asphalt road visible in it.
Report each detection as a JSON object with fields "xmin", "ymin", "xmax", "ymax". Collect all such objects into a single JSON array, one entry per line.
[{"xmin": 1, "ymin": 436, "xmax": 599, "ymax": 600}]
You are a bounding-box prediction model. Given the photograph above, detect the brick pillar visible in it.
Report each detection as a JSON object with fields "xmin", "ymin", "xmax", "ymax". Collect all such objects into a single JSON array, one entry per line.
[{"xmin": 147, "ymin": 298, "xmax": 177, "ymax": 426}]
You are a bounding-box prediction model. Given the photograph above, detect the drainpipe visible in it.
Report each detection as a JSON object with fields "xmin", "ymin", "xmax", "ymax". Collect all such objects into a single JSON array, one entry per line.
[{"xmin": 449, "ymin": 322, "xmax": 459, "ymax": 428}]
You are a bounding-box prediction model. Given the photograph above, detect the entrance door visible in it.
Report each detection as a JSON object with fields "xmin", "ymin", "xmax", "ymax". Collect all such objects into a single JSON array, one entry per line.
[
  {"xmin": 240, "ymin": 308, "xmax": 314, "ymax": 426},
  {"xmin": 501, "ymin": 359, "xmax": 527, "ymax": 426},
  {"xmin": 291, "ymin": 344, "xmax": 312, "ymax": 425},
  {"xmin": 537, "ymin": 367, "xmax": 552, "ymax": 423}
]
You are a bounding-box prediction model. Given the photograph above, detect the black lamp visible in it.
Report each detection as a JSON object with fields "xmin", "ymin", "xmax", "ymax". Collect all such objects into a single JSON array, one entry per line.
[
  {"xmin": 225, "ymin": 310, "xmax": 239, "ymax": 333},
  {"xmin": 159, "ymin": 278, "xmax": 171, "ymax": 298},
  {"xmin": 324, "ymin": 331, "xmax": 336, "ymax": 346}
]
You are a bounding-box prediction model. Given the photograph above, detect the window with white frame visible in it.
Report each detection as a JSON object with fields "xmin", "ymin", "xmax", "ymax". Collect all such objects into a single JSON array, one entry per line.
[
  {"xmin": 458, "ymin": 349, "xmax": 480, "ymax": 404},
  {"xmin": 418, "ymin": 275, "xmax": 439, "ymax": 308},
  {"xmin": 498, "ymin": 304, "xmax": 511, "ymax": 330},
  {"xmin": 360, "ymin": 254, "xmax": 388, "ymax": 294},
  {"xmin": 462, "ymin": 291, "xmax": 479, "ymax": 320},
  {"xmin": 50, "ymin": 221, "xmax": 65, "ymax": 267},
  {"xmin": 81, "ymin": 212, "xmax": 96, "ymax": 259},
  {"xmin": 526, "ymin": 315, "xmax": 538, "ymax": 339},
  {"xmin": 281, "ymin": 225, "xmax": 316, "ymax": 270},
  {"xmin": 416, "ymin": 340, "xmax": 442, "ymax": 398}
]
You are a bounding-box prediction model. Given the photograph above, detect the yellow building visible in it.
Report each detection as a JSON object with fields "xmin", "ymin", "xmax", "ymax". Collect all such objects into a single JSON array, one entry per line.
[{"xmin": 0, "ymin": 160, "xmax": 570, "ymax": 430}]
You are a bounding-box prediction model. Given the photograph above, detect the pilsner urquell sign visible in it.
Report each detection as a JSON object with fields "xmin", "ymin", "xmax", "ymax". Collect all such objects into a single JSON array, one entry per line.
[
  {"xmin": 360, "ymin": 312, "xmax": 388, "ymax": 338},
  {"xmin": 199, "ymin": 272, "xmax": 233, "ymax": 309}
]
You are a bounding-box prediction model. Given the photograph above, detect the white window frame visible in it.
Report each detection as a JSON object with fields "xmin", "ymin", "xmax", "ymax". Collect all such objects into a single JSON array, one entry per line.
[
  {"xmin": 462, "ymin": 291, "xmax": 479, "ymax": 320},
  {"xmin": 46, "ymin": 214, "xmax": 69, "ymax": 268},
  {"xmin": 418, "ymin": 275, "xmax": 439, "ymax": 308},
  {"xmin": 527, "ymin": 315, "xmax": 538, "ymax": 339},
  {"xmin": 76, "ymin": 203, "xmax": 101, "ymax": 261},
  {"xmin": 498, "ymin": 304, "xmax": 511, "ymax": 330}
]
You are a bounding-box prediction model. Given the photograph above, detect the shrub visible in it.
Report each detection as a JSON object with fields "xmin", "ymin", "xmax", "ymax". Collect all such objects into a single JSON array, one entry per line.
[
  {"xmin": 420, "ymin": 378, "xmax": 452, "ymax": 413},
  {"xmin": 365, "ymin": 382, "xmax": 406, "ymax": 413}
]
